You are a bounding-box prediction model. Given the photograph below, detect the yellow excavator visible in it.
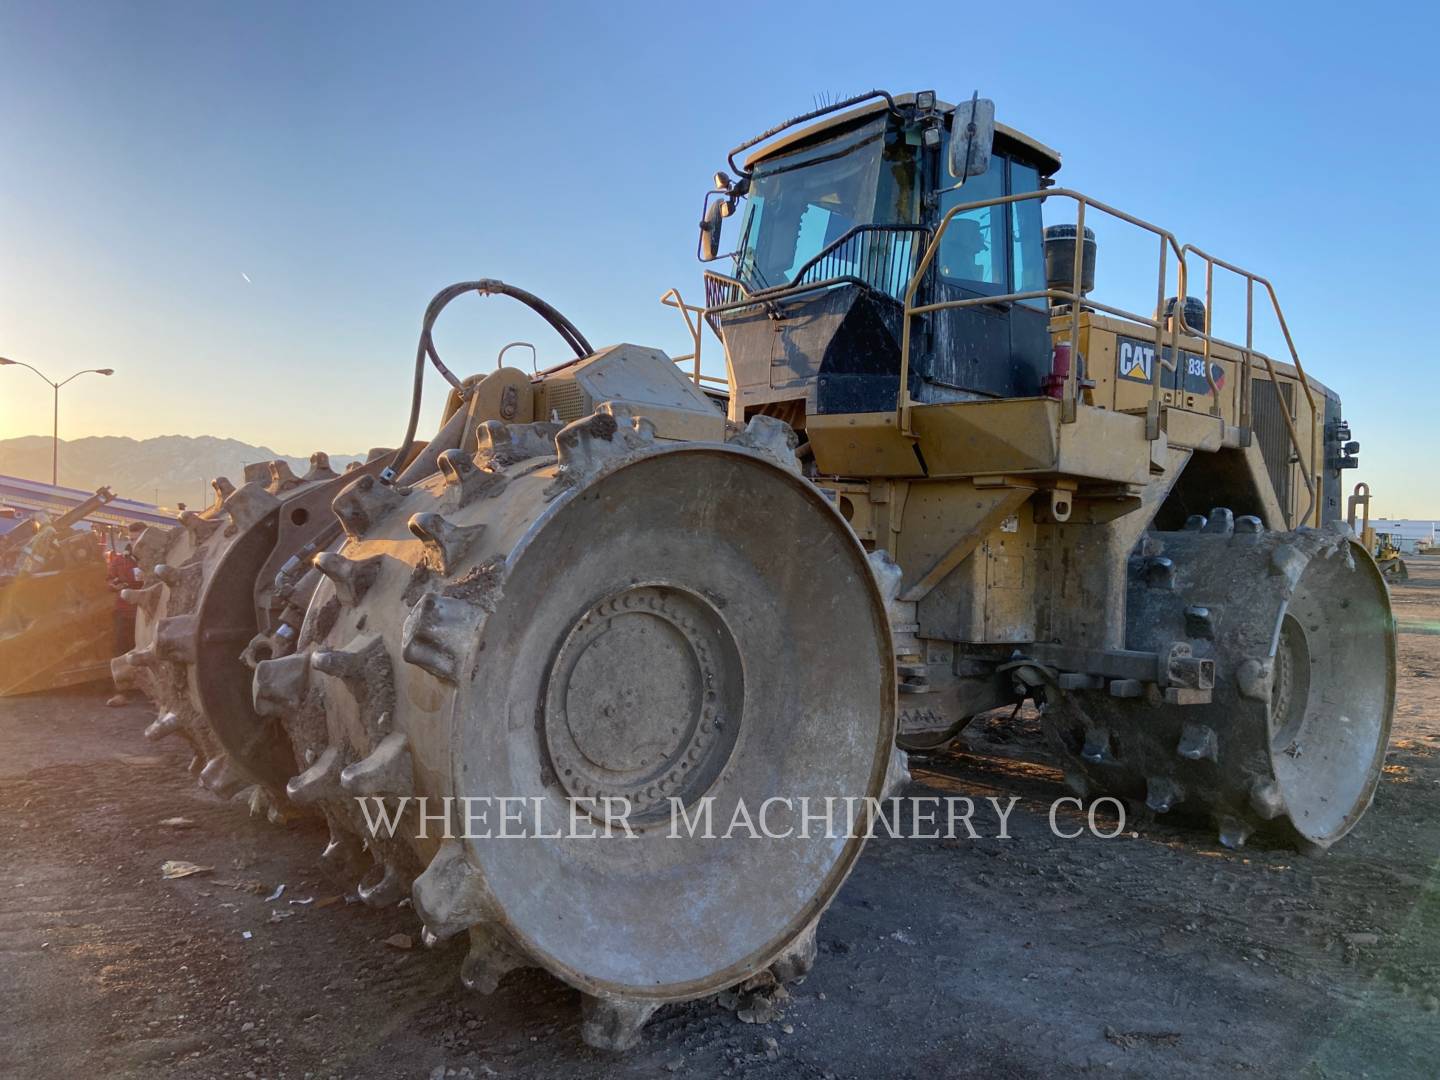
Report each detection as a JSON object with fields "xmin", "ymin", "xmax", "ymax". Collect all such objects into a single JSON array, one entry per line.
[{"xmin": 1347, "ymin": 482, "xmax": 1409, "ymax": 581}]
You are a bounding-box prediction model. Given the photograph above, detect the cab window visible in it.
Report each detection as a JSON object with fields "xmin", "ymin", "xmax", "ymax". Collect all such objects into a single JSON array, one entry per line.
[
  {"xmin": 1009, "ymin": 161, "xmax": 1046, "ymax": 309},
  {"xmin": 937, "ymin": 154, "xmax": 1006, "ymax": 291}
]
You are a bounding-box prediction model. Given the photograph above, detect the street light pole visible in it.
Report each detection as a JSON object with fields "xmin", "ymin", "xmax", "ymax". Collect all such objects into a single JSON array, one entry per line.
[{"xmin": 0, "ymin": 357, "xmax": 115, "ymax": 487}]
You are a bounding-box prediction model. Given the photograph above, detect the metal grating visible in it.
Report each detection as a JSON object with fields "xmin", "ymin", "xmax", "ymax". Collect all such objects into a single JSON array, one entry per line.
[
  {"xmin": 1251, "ymin": 380, "xmax": 1295, "ymax": 521},
  {"xmin": 545, "ymin": 380, "xmax": 588, "ymax": 425}
]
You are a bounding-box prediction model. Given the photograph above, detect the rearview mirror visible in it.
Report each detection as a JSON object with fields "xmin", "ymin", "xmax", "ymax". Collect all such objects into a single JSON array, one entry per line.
[
  {"xmin": 948, "ymin": 95, "xmax": 995, "ymax": 179},
  {"xmin": 698, "ymin": 191, "xmax": 735, "ymax": 262}
]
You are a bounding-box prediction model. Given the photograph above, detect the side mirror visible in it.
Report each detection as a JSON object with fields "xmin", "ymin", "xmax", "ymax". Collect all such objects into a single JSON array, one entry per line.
[
  {"xmin": 698, "ymin": 191, "xmax": 735, "ymax": 262},
  {"xmin": 948, "ymin": 95, "xmax": 996, "ymax": 179}
]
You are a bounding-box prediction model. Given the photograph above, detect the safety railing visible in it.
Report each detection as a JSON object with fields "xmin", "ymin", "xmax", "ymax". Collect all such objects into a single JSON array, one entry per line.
[
  {"xmin": 1176, "ymin": 243, "xmax": 1319, "ymax": 527},
  {"xmin": 659, "ymin": 287, "xmax": 729, "ymax": 388},
  {"xmin": 790, "ymin": 224, "xmax": 932, "ymax": 299},
  {"xmin": 897, "ymin": 188, "xmax": 1321, "ymax": 526}
]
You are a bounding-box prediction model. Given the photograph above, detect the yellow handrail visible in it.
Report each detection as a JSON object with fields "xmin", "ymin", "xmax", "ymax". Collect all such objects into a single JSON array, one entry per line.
[
  {"xmin": 899, "ymin": 189, "xmax": 1185, "ymax": 437},
  {"xmin": 896, "ymin": 188, "xmax": 1321, "ymax": 526},
  {"xmin": 660, "ymin": 288, "xmax": 727, "ymax": 387},
  {"xmin": 1177, "ymin": 244, "xmax": 1319, "ymax": 526}
]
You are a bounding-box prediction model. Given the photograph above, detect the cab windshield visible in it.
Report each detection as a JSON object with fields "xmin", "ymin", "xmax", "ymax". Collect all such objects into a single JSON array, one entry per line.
[
  {"xmin": 732, "ymin": 115, "xmax": 1046, "ymax": 307},
  {"xmin": 734, "ymin": 118, "xmax": 887, "ymax": 292}
]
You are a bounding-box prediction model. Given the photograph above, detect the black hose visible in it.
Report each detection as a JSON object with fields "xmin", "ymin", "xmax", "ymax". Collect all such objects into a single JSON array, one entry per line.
[{"xmin": 383, "ymin": 279, "xmax": 593, "ymax": 485}]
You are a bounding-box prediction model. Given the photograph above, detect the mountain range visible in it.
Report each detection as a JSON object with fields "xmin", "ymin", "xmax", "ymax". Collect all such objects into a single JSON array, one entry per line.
[{"xmin": 0, "ymin": 435, "xmax": 366, "ymax": 509}]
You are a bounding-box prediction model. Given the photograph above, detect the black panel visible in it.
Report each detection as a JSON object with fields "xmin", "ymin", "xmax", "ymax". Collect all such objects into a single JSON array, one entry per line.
[
  {"xmin": 1321, "ymin": 389, "xmax": 1344, "ymax": 526},
  {"xmin": 717, "ymin": 286, "xmax": 915, "ymax": 416}
]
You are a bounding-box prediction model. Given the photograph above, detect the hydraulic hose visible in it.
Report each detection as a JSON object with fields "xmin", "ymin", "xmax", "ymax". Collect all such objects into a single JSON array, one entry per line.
[{"xmin": 383, "ymin": 279, "xmax": 593, "ymax": 485}]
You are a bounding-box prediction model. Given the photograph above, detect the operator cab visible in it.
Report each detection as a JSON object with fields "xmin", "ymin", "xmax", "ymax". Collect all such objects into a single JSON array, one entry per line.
[{"xmin": 702, "ymin": 92, "xmax": 1060, "ymax": 422}]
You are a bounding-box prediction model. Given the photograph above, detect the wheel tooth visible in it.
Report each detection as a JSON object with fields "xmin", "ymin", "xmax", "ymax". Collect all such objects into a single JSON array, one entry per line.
[
  {"xmin": 548, "ymin": 406, "xmax": 657, "ymax": 493},
  {"xmin": 401, "ymin": 593, "xmax": 485, "ymax": 684},
  {"xmin": 1183, "ymin": 605, "xmax": 1215, "ymax": 639},
  {"xmin": 339, "ymin": 732, "xmax": 412, "ymax": 796},
  {"xmin": 144, "ymin": 711, "xmax": 182, "ymax": 742},
  {"xmin": 1145, "ymin": 776, "xmax": 1183, "ymax": 813},
  {"xmin": 1234, "ymin": 514, "xmax": 1264, "ymax": 536},
  {"xmin": 110, "ymin": 654, "xmax": 139, "ymax": 691},
  {"xmin": 1081, "ymin": 727, "xmax": 1112, "ymax": 763},
  {"xmin": 460, "ymin": 924, "xmax": 529, "ymax": 994},
  {"xmin": 1269, "ymin": 543, "xmax": 1307, "ymax": 587},
  {"xmin": 253, "ymin": 653, "xmax": 312, "ymax": 717},
  {"xmin": 200, "ymin": 754, "xmax": 247, "ymax": 798},
  {"xmin": 412, "ymin": 838, "xmax": 494, "ymax": 942},
  {"xmin": 1177, "ymin": 722, "xmax": 1219, "ymax": 762},
  {"xmin": 178, "ymin": 510, "xmax": 221, "ymax": 542},
  {"xmin": 154, "ymin": 614, "xmax": 200, "ymax": 664},
  {"xmin": 152, "ymin": 561, "xmax": 204, "ymax": 605},
  {"xmin": 1062, "ymin": 769, "xmax": 1091, "ymax": 797},
  {"xmin": 312, "ymin": 635, "xmax": 395, "ymax": 727},
  {"xmin": 223, "ymin": 481, "xmax": 282, "ymax": 533},
  {"xmin": 1203, "ymin": 507, "xmax": 1235, "ymax": 535},
  {"xmin": 120, "ymin": 582, "xmax": 164, "ymax": 615},
  {"xmin": 882, "ymin": 746, "xmax": 911, "ymax": 800},
  {"xmin": 438, "ymin": 448, "xmax": 508, "ymax": 506},
  {"xmin": 1183, "ymin": 514, "xmax": 1208, "ymax": 531},
  {"xmin": 1217, "ymin": 816, "xmax": 1253, "ymax": 850},
  {"xmin": 267, "ymin": 459, "xmax": 302, "ymax": 493},
  {"xmin": 312, "ymin": 552, "xmax": 383, "ymax": 606},
  {"xmin": 210, "ymin": 476, "xmax": 235, "ymax": 509},
  {"xmin": 1236, "ymin": 657, "xmax": 1273, "ymax": 701},
  {"xmin": 408, "ymin": 512, "xmax": 485, "ymax": 575},
  {"xmin": 131, "ymin": 527, "xmax": 173, "ymax": 573},
  {"xmin": 126, "ymin": 645, "xmax": 161, "ymax": 669},
  {"xmin": 1143, "ymin": 556, "xmax": 1175, "ymax": 589},
  {"xmin": 303, "ymin": 451, "xmax": 338, "ymax": 483},
  {"xmin": 320, "ymin": 825, "xmax": 366, "ymax": 875},
  {"xmin": 726, "ymin": 414, "xmax": 802, "ymax": 473},
  {"xmin": 332, "ymin": 472, "xmax": 405, "ymax": 540},
  {"xmin": 248, "ymin": 786, "xmax": 295, "ymax": 824},
  {"xmin": 767, "ymin": 917, "xmax": 819, "ymax": 983},
  {"xmin": 473, "ymin": 419, "xmax": 563, "ymax": 466},
  {"xmin": 312, "ymin": 639, "xmax": 377, "ymax": 681},
  {"xmin": 357, "ymin": 861, "xmax": 408, "ymax": 908},
  {"xmin": 579, "ymin": 995, "xmax": 658, "ymax": 1051},
  {"xmin": 1250, "ymin": 779, "xmax": 1285, "ymax": 820},
  {"xmin": 286, "ymin": 746, "xmax": 342, "ymax": 805},
  {"xmin": 242, "ymin": 462, "xmax": 270, "ymax": 484}
]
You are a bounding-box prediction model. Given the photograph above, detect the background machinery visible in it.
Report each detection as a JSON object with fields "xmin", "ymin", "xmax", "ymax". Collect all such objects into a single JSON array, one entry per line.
[
  {"xmin": 92, "ymin": 90, "xmax": 1393, "ymax": 1050},
  {"xmin": 0, "ymin": 486, "xmax": 119, "ymax": 695},
  {"xmin": 1346, "ymin": 481, "xmax": 1410, "ymax": 580}
]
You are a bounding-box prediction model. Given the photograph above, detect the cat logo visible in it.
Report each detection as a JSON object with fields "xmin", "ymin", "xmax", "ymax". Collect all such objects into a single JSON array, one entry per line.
[
  {"xmin": 1116, "ymin": 335, "xmax": 1225, "ymax": 394},
  {"xmin": 1118, "ymin": 340, "xmax": 1153, "ymax": 381}
]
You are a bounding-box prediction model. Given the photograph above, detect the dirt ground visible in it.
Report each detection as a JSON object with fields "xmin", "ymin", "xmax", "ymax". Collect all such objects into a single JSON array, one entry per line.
[{"xmin": 3, "ymin": 560, "xmax": 1438, "ymax": 1080}]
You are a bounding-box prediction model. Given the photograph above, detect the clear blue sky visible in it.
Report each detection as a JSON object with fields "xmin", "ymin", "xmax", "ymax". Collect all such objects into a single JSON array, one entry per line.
[{"xmin": 2, "ymin": 0, "xmax": 1436, "ymax": 515}]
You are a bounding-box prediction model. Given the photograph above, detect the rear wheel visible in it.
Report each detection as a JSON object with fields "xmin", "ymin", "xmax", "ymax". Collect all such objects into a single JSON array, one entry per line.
[{"xmin": 1042, "ymin": 510, "xmax": 1394, "ymax": 851}]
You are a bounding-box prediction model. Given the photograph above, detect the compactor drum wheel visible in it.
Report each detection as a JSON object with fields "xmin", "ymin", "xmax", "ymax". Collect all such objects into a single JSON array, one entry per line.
[
  {"xmin": 253, "ymin": 411, "xmax": 896, "ymax": 1048},
  {"xmin": 1043, "ymin": 511, "xmax": 1395, "ymax": 852},
  {"xmin": 115, "ymin": 455, "xmax": 360, "ymax": 806}
]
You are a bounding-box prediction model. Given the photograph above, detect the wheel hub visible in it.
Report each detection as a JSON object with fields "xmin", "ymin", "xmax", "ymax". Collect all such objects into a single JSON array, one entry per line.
[{"xmin": 545, "ymin": 585, "xmax": 742, "ymax": 818}]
